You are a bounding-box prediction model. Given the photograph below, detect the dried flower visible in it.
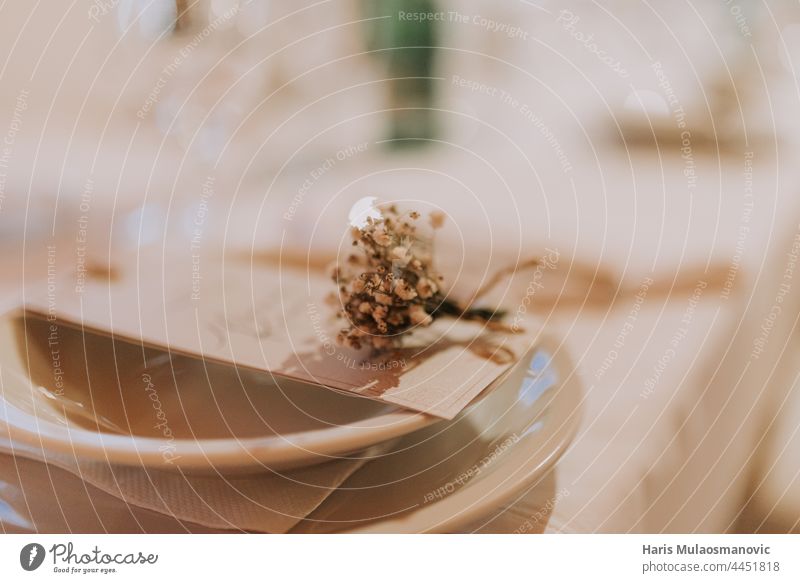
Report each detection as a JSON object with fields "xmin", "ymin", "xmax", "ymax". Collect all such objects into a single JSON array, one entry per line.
[
  {"xmin": 394, "ymin": 279, "xmax": 417, "ymax": 300},
  {"xmin": 372, "ymin": 305, "xmax": 388, "ymax": 322},
  {"xmin": 416, "ymin": 277, "xmax": 437, "ymax": 299},
  {"xmin": 372, "ymin": 228, "xmax": 391, "ymax": 246},
  {"xmin": 331, "ymin": 203, "xmax": 507, "ymax": 351},
  {"xmin": 374, "ymin": 292, "xmax": 393, "ymax": 305},
  {"xmin": 390, "ymin": 246, "xmax": 410, "ymax": 266},
  {"xmin": 409, "ymin": 304, "xmax": 432, "ymax": 326}
]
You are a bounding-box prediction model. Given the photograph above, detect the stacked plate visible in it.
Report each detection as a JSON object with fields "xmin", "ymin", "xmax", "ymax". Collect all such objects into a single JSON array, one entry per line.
[{"xmin": 0, "ymin": 311, "xmax": 581, "ymax": 533}]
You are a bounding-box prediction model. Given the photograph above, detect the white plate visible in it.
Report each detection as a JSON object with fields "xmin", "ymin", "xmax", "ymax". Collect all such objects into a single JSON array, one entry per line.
[
  {"xmin": 0, "ymin": 311, "xmax": 438, "ymax": 472},
  {"xmin": 0, "ymin": 333, "xmax": 581, "ymax": 533},
  {"xmin": 0, "ymin": 311, "xmax": 559, "ymax": 475}
]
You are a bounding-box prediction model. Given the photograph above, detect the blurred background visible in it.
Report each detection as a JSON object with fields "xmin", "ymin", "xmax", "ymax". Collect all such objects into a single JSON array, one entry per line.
[{"xmin": 0, "ymin": 0, "xmax": 799, "ymax": 532}]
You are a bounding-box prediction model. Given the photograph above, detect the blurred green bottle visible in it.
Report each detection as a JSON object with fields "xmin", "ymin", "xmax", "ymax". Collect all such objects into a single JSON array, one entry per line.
[{"xmin": 364, "ymin": 0, "xmax": 439, "ymax": 147}]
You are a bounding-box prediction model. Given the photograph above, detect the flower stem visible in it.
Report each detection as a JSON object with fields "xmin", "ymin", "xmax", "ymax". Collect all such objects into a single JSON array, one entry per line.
[{"xmin": 427, "ymin": 297, "xmax": 507, "ymax": 323}]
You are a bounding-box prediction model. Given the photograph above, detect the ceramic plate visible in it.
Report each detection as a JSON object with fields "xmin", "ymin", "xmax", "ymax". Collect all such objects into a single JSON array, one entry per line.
[
  {"xmin": 0, "ymin": 311, "xmax": 439, "ymax": 472},
  {"xmin": 0, "ymin": 333, "xmax": 580, "ymax": 533},
  {"xmin": 0, "ymin": 311, "xmax": 563, "ymax": 474}
]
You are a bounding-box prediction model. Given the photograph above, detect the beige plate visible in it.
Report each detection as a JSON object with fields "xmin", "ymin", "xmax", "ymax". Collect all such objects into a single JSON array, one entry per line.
[
  {"xmin": 0, "ymin": 311, "xmax": 571, "ymax": 477},
  {"xmin": 0, "ymin": 331, "xmax": 581, "ymax": 533},
  {"xmin": 0, "ymin": 311, "xmax": 439, "ymax": 472}
]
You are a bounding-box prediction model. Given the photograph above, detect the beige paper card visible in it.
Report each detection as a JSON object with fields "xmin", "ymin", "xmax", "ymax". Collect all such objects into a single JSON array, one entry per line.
[{"xmin": 25, "ymin": 252, "xmax": 534, "ymax": 419}]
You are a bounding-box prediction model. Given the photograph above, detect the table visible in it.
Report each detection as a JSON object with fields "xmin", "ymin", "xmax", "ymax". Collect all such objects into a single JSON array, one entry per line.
[{"xmin": 2, "ymin": 0, "xmax": 799, "ymax": 533}]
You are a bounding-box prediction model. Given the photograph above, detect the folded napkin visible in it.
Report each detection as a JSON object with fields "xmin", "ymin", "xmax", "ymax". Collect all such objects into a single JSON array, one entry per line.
[{"xmin": 0, "ymin": 431, "xmax": 392, "ymax": 533}]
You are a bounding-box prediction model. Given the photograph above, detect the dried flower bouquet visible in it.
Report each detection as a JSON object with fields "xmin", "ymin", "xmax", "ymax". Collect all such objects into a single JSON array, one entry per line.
[{"xmin": 331, "ymin": 204, "xmax": 511, "ymax": 351}]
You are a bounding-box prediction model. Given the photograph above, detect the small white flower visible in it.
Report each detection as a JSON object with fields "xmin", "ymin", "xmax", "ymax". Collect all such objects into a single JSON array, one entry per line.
[
  {"xmin": 394, "ymin": 279, "xmax": 418, "ymax": 300},
  {"xmin": 390, "ymin": 246, "xmax": 411, "ymax": 266}
]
